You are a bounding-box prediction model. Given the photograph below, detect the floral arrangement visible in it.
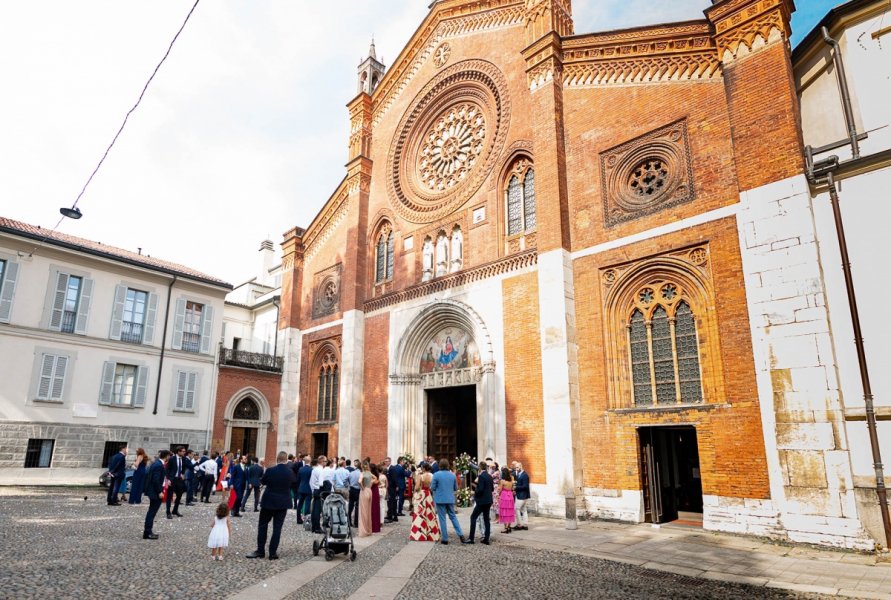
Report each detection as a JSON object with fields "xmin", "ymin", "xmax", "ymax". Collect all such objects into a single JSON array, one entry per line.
[
  {"xmin": 456, "ymin": 486, "xmax": 474, "ymax": 508},
  {"xmin": 401, "ymin": 452, "xmax": 416, "ymax": 467},
  {"xmin": 454, "ymin": 452, "xmax": 476, "ymax": 475}
]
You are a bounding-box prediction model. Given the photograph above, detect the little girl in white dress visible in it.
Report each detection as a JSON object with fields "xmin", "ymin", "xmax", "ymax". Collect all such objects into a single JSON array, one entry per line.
[{"xmin": 208, "ymin": 502, "xmax": 231, "ymax": 560}]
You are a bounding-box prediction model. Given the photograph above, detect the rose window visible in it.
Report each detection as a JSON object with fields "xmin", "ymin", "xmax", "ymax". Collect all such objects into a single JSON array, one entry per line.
[
  {"xmin": 629, "ymin": 158, "xmax": 668, "ymax": 197},
  {"xmin": 417, "ymin": 103, "xmax": 486, "ymax": 192}
]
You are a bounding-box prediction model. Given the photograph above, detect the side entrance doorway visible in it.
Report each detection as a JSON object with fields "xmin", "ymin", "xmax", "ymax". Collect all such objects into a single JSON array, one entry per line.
[
  {"xmin": 230, "ymin": 427, "xmax": 257, "ymax": 457},
  {"xmin": 639, "ymin": 426, "xmax": 703, "ymax": 524},
  {"xmin": 312, "ymin": 432, "xmax": 329, "ymax": 459},
  {"xmin": 426, "ymin": 385, "xmax": 477, "ymax": 461}
]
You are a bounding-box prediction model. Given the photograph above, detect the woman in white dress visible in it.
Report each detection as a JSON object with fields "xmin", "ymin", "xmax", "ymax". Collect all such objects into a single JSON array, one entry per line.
[{"xmin": 207, "ymin": 502, "xmax": 231, "ymax": 561}]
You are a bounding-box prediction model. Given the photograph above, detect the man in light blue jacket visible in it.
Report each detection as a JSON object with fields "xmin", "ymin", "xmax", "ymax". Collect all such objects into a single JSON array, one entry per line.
[{"xmin": 429, "ymin": 458, "xmax": 469, "ymax": 545}]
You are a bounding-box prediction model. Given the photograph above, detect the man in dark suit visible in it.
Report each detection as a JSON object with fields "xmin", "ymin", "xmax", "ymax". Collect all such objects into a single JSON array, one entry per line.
[
  {"xmin": 514, "ymin": 462, "xmax": 530, "ymax": 530},
  {"xmin": 242, "ymin": 456, "xmax": 263, "ymax": 512},
  {"xmin": 106, "ymin": 444, "xmax": 128, "ymax": 506},
  {"xmin": 229, "ymin": 455, "xmax": 247, "ymax": 517},
  {"xmin": 143, "ymin": 450, "xmax": 169, "ymax": 539},
  {"xmin": 467, "ymin": 464, "xmax": 493, "ymax": 545},
  {"xmin": 396, "ymin": 457, "xmax": 408, "ymax": 516},
  {"xmin": 386, "ymin": 458, "xmax": 400, "ymax": 522},
  {"xmin": 247, "ymin": 451, "xmax": 296, "ymax": 560},
  {"xmin": 184, "ymin": 450, "xmax": 197, "ymax": 506},
  {"xmin": 295, "ymin": 455, "xmax": 313, "ymax": 524},
  {"xmin": 165, "ymin": 446, "xmax": 187, "ymax": 518}
]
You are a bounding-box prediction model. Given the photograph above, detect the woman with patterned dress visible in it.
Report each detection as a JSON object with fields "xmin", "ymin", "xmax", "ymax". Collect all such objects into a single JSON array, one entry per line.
[
  {"xmin": 370, "ymin": 463, "xmax": 382, "ymax": 533},
  {"xmin": 358, "ymin": 462, "xmax": 373, "ymax": 537},
  {"xmin": 128, "ymin": 448, "xmax": 147, "ymax": 504},
  {"xmin": 497, "ymin": 467, "xmax": 516, "ymax": 534},
  {"xmin": 408, "ymin": 463, "xmax": 441, "ymax": 542}
]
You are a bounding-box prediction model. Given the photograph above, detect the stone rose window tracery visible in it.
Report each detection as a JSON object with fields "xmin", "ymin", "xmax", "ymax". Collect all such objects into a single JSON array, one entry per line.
[{"xmin": 418, "ymin": 103, "xmax": 486, "ymax": 192}]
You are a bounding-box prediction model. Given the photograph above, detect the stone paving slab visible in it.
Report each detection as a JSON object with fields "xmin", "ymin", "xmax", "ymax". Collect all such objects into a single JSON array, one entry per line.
[{"xmin": 346, "ymin": 540, "xmax": 434, "ymax": 600}]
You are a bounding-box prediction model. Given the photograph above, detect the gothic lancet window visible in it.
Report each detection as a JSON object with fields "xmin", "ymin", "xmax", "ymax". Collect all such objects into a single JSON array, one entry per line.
[
  {"xmin": 316, "ymin": 350, "xmax": 338, "ymax": 421},
  {"xmin": 505, "ymin": 158, "xmax": 536, "ymax": 236},
  {"xmin": 375, "ymin": 224, "xmax": 394, "ymax": 284},
  {"xmin": 627, "ymin": 287, "xmax": 703, "ymax": 407}
]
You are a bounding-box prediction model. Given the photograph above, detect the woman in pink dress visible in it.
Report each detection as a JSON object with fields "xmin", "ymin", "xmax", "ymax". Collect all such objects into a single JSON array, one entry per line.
[
  {"xmin": 358, "ymin": 462, "xmax": 374, "ymax": 537},
  {"xmin": 369, "ymin": 463, "xmax": 382, "ymax": 533},
  {"xmin": 497, "ymin": 467, "xmax": 516, "ymax": 534}
]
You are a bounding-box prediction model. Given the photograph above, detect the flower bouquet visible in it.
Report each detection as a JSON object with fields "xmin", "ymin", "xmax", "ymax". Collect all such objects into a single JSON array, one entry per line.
[{"xmin": 456, "ymin": 486, "xmax": 474, "ymax": 508}]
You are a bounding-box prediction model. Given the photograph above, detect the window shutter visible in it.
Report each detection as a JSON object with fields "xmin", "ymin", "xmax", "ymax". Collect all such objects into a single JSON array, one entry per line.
[
  {"xmin": 175, "ymin": 371, "xmax": 187, "ymax": 410},
  {"xmin": 172, "ymin": 298, "xmax": 186, "ymax": 350},
  {"xmin": 186, "ymin": 372, "xmax": 197, "ymax": 411},
  {"xmin": 143, "ymin": 292, "xmax": 159, "ymax": 345},
  {"xmin": 134, "ymin": 366, "xmax": 148, "ymax": 408},
  {"xmin": 74, "ymin": 277, "xmax": 93, "ymax": 335},
  {"xmin": 49, "ymin": 272, "xmax": 69, "ymax": 331},
  {"xmin": 37, "ymin": 354, "xmax": 55, "ymax": 400},
  {"xmin": 50, "ymin": 356, "xmax": 68, "ymax": 401},
  {"xmin": 99, "ymin": 361, "xmax": 116, "ymax": 405},
  {"xmin": 199, "ymin": 304, "xmax": 214, "ymax": 354},
  {"xmin": 0, "ymin": 260, "xmax": 19, "ymax": 323},
  {"xmin": 109, "ymin": 285, "xmax": 127, "ymax": 340}
]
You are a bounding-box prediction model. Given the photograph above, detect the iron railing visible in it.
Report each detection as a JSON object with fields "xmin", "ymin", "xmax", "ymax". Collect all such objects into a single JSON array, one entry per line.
[
  {"xmin": 61, "ymin": 310, "xmax": 77, "ymax": 333},
  {"xmin": 181, "ymin": 332, "xmax": 201, "ymax": 353},
  {"xmin": 120, "ymin": 321, "xmax": 143, "ymax": 344},
  {"xmin": 219, "ymin": 347, "xmax": 283, "ymax": 373}
]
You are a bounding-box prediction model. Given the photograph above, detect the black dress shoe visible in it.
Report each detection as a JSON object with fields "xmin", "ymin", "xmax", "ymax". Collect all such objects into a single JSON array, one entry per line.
[
  {"xmin": 459, "ymin": 536, "xmax": 470, "ymax": 544},
  {"xmin": 143, "ymin": 532, "xmax": 159, "ymax": 540},
  {"xmin": 107, "ymin": 502, "xmax": 120, "ymax": 506},
  {"xmin": 268, "ymin": 554, "xmax": 279, "ymax": 560},
  {"xmin": 440, "ymin": 540, "xmax": 449, "ymax": 545},
  {"xmin": 465, "ymin": 539, "xmax": 475, "ymax": 544},
  {"xmin": 246, "ymin": 551, "xmax": 265, "ymax": 559},
  {"xmin": 397, "ymin": 512, "xmax": 405, "ymax": 516},
  {"xmin": 481, "ymin": 539, "xmax": 490, "ymax": 545},
  {"xmin": 312, "ymin": 529, "xmax": 324, "ymax": 534},
  {"xmin": 296, "ymin": 518, "xmax": 304, "ymax": 524},
  {"xmin": 186, "ymin": 502, "xmax": 195, "ymax": 506},
  {"xmin": 232, "ymin": 513, "xmax": 242, "ymax": 518},
  {"xmin": 384, "ymin": 518, "xmax": 394, "ymax": 524},
  {"xmin": 166, "ymin": 514, "xmax": 173, "ymax": 519}
]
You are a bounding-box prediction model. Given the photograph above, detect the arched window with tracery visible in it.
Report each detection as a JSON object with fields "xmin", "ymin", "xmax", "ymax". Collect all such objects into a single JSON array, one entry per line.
[
  {"xmin": 505, "ymin": 158, "xmax": 535, "ymax": 236},
  {"xmin": 626, "ymin": 283, "xmax": 703, "ymax": 406},
  {"xmin": 375, "ymin": 223, "xmax": 394, "ymax": 284},
  {"xmin": 233, "ymin": 397, "xmax": 260, "ymax": 420},
  {"xmin": 316, "ymin": 349, "xmax": 339, "ymax": 421}
]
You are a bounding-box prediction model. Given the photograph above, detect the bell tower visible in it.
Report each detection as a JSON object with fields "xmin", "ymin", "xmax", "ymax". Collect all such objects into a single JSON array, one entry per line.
[{"xmin": 357, "ymin": 38, "xmax": 386, "ymax": 95}]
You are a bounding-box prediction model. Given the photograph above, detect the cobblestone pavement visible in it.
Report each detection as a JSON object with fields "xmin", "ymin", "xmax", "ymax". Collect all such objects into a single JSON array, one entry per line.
[{"xmin": 0, "ymin": 488, "xmax": 837, "ymax": 599}]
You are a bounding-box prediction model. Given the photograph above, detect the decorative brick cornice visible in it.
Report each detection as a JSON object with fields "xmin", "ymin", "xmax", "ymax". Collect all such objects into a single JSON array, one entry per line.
[
  {"xmin": 302, "ymin": 179, "xmax": 350, "ymax": 263},
  {"xmin": 364, "ymin": 249, "xmax": 537, "ymax": 313},
  {"xmin": 371, "ymin": 1, "xmax": 524, "ymax": 128},
  {"xmin": 347, "ymin": 93, "xmax": 373, "ymax": 161},
  {"xmin": 562, "ymin": 21, "xmax": 720, "ymax": 87},
  {"xmin": 705, "ymin": 0, "xmax": 793, "ymax": 63}
]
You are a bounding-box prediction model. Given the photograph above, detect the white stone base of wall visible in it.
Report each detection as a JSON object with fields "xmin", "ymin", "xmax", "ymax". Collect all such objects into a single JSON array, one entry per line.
[{"xmin": 0, "ymin": 467, "xmax": 101, "ymax": 486}]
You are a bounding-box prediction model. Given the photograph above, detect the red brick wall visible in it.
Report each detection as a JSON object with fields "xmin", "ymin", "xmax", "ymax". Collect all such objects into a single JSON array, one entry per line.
[
  {"xmin": 213, "ymin": 366, "xmax": 282, "ymax": 463},
  {"xmin": 502, "ymin": 272, "xmax": 547, "ymax": 484},
  {"xmin": 362, "ymin": 313, "xmax": 390, "ymax": 460},
  {"xmin": 295, "ymin": 326, "xmax": 343, "ymax": 457},
  {"xmin": 574, "ymin": 217, "xmax": 770, "ymax": 500}
]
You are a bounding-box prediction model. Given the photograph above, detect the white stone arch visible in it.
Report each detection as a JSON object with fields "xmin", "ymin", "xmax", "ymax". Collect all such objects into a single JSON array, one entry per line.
[
  {"xmin": 389, "ymin": 298, "xmax": 500, "ymax": 462},
  {"xmin": 223, "ymin": 387, "xmax": 273, "ymax": 461}
]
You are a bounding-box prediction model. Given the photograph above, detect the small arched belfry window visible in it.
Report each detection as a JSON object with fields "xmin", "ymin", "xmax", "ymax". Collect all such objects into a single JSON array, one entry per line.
[
  {"xmin": 505, "ymin": 158, "xmax": 535, "ymax": 236},
  {"xmin": 317, "ymin": 349, "xmax": 338, "ymax": 421},
  {"xmin": 627, "ymin": 283, "xmax": 703, "ymax": 406},
  {"xmin": 375, "ymin": 223, "xmax": 395, "ymax": 284}
]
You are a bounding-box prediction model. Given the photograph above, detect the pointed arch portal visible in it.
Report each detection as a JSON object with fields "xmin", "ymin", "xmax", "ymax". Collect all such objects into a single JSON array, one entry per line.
[{"xmin": 389, "ymin": 299, "xmax": 500, "ymax": 462}]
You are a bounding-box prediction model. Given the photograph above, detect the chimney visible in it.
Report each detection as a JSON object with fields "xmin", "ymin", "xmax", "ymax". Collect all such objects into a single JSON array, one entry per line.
[{"xmin": 259, "ymin": 239, "xmax": 275, "ymax": 285}]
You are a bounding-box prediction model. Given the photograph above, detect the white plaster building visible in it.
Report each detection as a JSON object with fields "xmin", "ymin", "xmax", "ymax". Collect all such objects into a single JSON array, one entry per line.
[
  {"xmin": 0, "ymin": 217, "xmax": 231, "ymax": 484},
  {"xmin": 794, "ymin": 0, "xmax": 891, "ymax": 546}
]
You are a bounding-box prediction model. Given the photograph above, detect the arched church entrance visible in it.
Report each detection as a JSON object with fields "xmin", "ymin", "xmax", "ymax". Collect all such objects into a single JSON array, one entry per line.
[
  {"xmin": 224, "ymin": 389, "xmax": 272, "ymax": 459},
  {"xmin": 390, "ymin": 299, "xmax": 499, "ymax": 463}
]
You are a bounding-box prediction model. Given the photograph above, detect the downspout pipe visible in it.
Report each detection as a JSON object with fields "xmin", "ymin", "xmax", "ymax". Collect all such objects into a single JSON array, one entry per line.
[
  {"xmin": 272, "ymin": 295, "xmax": 281, "ymax": 365},
  {"xmin": 822, "ymin": 27, "xmax": 860, "ymax": 160},
  {"xmin": 825, "ymin": 171, "xmax": 891, "ymax": 550},
  {"xmin": 153, "ymin": 275, "xmax": 177, "ymax": 415}
]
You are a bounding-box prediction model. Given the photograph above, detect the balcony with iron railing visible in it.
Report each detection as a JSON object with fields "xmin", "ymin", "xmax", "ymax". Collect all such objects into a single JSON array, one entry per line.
[
  {"xmin": 181, "ymin": 332, "xmax": 201, "ymax": 353},
  {"xmin": 219, "ymin": 346, "xmax": 283, "ymax": 373},
  {"xmin": 120, "ymin": 321, "xmax": 143, "ymax": 344},
  {"xmin": 60, "ymin": 310, "xmax": 77, "ymax": 333}
]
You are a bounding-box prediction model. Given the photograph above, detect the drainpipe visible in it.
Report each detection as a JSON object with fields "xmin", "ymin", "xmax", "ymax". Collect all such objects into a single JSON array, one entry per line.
[
  {"xmin": 822, "ymin": 27, "xmax": 860, "ymax": 160},
  {"xmin": 272, "ymin": 295, "xmax": 281, "ymax": 365},
  {"xmin": 153, "ymin": 275, "xmax": 177, "ymax": 415},
  {"xmin": 824, "ymin": 171, "xmax": 891, "ymax": 550}
]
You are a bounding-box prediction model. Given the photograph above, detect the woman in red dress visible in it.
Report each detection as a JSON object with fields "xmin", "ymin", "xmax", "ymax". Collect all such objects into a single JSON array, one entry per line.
[
  {"xmin": 370, "ymin": 463, "xmax": 382, "ymax": 533},
  {"xmin": 408, "ymin": 463, "xmax": 440, "ymax": 542}
]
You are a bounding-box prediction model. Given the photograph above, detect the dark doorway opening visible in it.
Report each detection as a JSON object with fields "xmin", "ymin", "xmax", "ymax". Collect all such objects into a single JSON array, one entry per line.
[
  {"xmin": 312, "ymin": 432, "xmax": 329, "ymax": 459},
  {"xmin": 426, "ymin": 385, "xmax": 477, "ymax": 461},
  {"xmin": 230, "ymin": 427, "xmax": 257, "ymax": 456},
  {"xmin": 639, "ymin": 426, "xmax": 703, "ymax": 524}
]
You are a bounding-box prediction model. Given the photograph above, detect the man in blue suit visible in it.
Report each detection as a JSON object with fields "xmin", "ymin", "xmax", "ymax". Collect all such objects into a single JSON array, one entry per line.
[
  {"xmin": 430, "ymin": 459, "xmax": 468, "ymax": 545},
  {"xmin": 467, "ymin": 464, "xmax": 493, "ymax": 545},
  {"xmin": 247, "ymin": 451, "xmax": 296, "ymax": 560},
  {"xmin": 229, "ymin": 455, "xmax": 247, "ymax": 517},
  {"xmin": 386, "ymin": 458, "xmax": 400, "ymax": 523},
  {"xmin": 106, "ymin": 444, "xmax": 128, "ymax": 506},
  {"xmin": 143, "ymin": 450, "xmax": 169, "ymax": 539},
  {"xmin": 165, "ymin": 446, "xmax": 187, "ymax": 518},
  {"xmin": 514, "ymin": 462, "xmax": 530, "ymax": 530},
  {"xmin": 396, "ymin": 457, "xmax": 408, "ymax": 516},
  {"xmin": 242, "ymin": 456, "xmax": 264, "ymax": 513},
  {"xmin": 295, "ymin": 455, "xmax": 313, "ymax": 524}
]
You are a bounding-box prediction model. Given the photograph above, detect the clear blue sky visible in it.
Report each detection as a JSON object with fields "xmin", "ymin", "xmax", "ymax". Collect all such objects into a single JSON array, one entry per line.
[{"xmin": 791, "ymin": 0, "xmax": 844, "ymax": 46}]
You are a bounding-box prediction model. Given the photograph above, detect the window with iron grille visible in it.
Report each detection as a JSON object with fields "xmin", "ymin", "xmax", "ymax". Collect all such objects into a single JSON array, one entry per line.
[
  {"xmin": 25, "ymin": 439, "xmax": 54, "ymax": 468},
  {"xmin": 316, "ymin": 350, "xmax": 338, "ymax": 421},
  {"xmin": 627, "ymin": 289, "xmax": 703, "ymax": 407},
  {"xmin": 182, "ymin": 301, "xmax": 203, "ymax": 353},
  {"xmin": 102, "ymin": 441, "xmax": 126, "ymax": 468},
  {"xmin": 120, "ymin": 289, "xmax": 148, "ymax": 343}
]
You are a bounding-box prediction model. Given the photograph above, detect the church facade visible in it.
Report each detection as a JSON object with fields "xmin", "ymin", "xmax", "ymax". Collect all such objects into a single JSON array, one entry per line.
[{"xmin": 274, "ymin": 0, "xmax": 877, "ymax": 549}]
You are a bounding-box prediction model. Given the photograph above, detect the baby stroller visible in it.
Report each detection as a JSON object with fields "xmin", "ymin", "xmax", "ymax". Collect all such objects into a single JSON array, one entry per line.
[{"xmin": 312, "ymin": 490, "xmax": 356, "ymax": 561}]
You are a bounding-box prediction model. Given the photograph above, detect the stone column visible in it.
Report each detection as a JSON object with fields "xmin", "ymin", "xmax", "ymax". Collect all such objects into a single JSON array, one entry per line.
[
  {"xmin": 337, "ymin": 309, "xmax": 365, "ymax": 458},
  {"xmin": 480, "ymin": 362, "xmax": 498, "ymax": 460}
]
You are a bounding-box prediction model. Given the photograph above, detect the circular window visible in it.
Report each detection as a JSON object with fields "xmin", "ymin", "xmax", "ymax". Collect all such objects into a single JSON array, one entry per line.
[
  {"xmin": 610, "ymin": 144, "xmax": 685, "ymax": 213},
  {"xmin": 629, "ymin": 158, "xmax": 668, "ymax": 197},
  {"xmin": 387, "ymin": 60, "xmax": 510, "ymax": 224}
]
